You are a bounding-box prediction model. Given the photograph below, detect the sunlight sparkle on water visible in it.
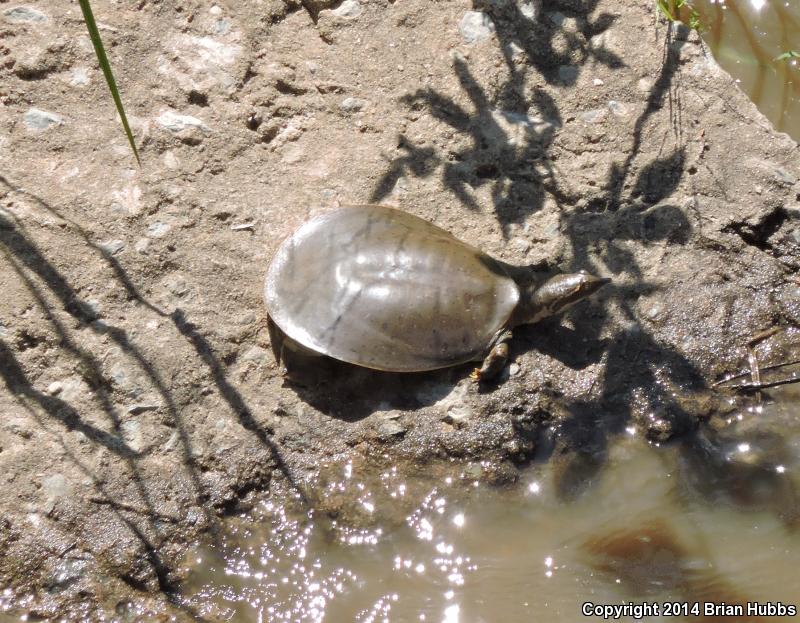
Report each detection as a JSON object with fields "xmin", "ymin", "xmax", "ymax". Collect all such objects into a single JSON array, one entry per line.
[
  {"xmin": 443, "ymin": 604, "xmax": 460, "ymax": 623},
  {"xmin": 452, "ymin": 513, "xmax": 465, "ymax": 527},
  {"xmin": 750, "ymin": 0, "xmax": 766, "ymax": 10}
]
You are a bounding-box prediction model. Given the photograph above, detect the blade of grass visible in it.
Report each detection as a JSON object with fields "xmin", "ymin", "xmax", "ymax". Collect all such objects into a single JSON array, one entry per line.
[{"xmin": 77, "ymin": 0, "xmax": 141, "ymax": 165}]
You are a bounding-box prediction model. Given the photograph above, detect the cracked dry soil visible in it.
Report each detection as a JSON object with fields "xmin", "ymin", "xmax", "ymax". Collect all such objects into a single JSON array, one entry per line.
[{"xmin": 0, "ymin": 0, "xmax": 799, "ymax": 618}]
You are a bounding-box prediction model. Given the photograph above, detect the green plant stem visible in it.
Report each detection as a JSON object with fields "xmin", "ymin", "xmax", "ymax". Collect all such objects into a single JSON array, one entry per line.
[{"xmin": 77, "ymin": 0, "xmax": 140, "ymax": 165}]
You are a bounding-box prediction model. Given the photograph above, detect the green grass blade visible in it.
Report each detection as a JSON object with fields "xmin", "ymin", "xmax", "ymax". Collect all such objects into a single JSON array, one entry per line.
[{"xmin": 77, "ymin": 0, "xmax": 140, "ymax": 165}]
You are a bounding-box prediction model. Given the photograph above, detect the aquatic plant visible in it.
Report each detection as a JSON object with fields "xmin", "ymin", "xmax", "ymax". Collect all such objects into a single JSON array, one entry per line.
[{"xmin": 656, "ymin": 0, "xmax": 703, "ymax": 30}]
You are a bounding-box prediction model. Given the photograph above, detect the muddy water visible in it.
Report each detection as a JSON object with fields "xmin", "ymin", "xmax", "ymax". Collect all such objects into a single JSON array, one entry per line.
[
  {"xmin": 689, "ymin": 0, "xmax": 800, "ymax": 140},
  {"xmin": 178, "ymin": 387, "xmax": 800, "ymax": 622}
]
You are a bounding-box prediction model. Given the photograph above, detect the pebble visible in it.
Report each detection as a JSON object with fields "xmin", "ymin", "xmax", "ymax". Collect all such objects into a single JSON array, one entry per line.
[
  {"xmin": 49, "ymin": 559, "xmax": 87, "ymax": 590},
  {"xmin": 607, "ymin": 100, "xmax": 630, "ymax": 117},
  {"xmin": 459, "ymin": 11, "xmax": 495, "ymax": 44},
  {"xmin": 593, "ymin": 78, "xmax": 604, "ymax": 86},
  {"xmin": 214, "ymin": 19, "xmax": 230, "ymax": 35},
  {"xmin": 98, "ymin": 239, "xmax": 125, "ymax": 255},
  {"xmin": 134, "ymin": 238, "xmax": 150, "ymax": 254},
  {"xmin": 509, "ymin": 362, "xmax": 521, "ymax": 377},
  {"xmin": 165, "ymin": 275, "xmax": 189, "ymax": 297},
  {"xmin": 557, "ymin": 65, "xmax": 579, "ymax": 84},
  {"xmin": 376, "ymin": 419, "xmax": 406, "ymax": 439},
  {"xmin": 241, "ymin": 345, "xmax": 268, "ymax": 362},
  {"xmin": 773, "ymin": 166, "xmax": 796, "ymax": 186},
  {"xmin": 3, "ymin": 6, "xmax": 47, "ymax": 22},
  {"xmin": 122, "ymin": 420, "xmax": 143, "ymax": 453},
  {"xmin": 42, "ymin": 474, "xmax": 69, "ymax": 500},
  {"xmin": 24, "ymin": 108, "xmax": 62, "ymax": 131},
  {"xmin": 47, "ymin": 381, "xmax": 63, "ymax": 395},
  {"xmin": 331, "ymin": 0, "xmax": 362, "ymax": 18},
  {"xmin": 127, "ymin": 404, "xmax": 160, "ymax": 415},
  {"xmin": 163, "ymin": 151, "xmax": 180, "ymax": 169},
  {"xmin": 147, "ymin": 222, "xmax": 171, "ymax": 238},
  {"xmin": 519, "ymin": 1, "xmax": 536, "ymax": 19},
  {"xmin": 209, "ymin": 5, "xmax": 222, "ymax": 15},
  {"xmin": 340, "ymin": 97, "xmax": 368, "ymax": 112},
  {"xmin": 157, "ymin": 110, "xmax": 209, "ymax": 133},
  {"xmin": 580, "ymin": 108, "xmax": 606, "ymax": 124},
  {"xmin": 511, "ymin": 237, "xmax": 531, "ymax": 253},
  {"xmin": 70, "ymin": 67, "xmax": 90, "ymax": 86}
]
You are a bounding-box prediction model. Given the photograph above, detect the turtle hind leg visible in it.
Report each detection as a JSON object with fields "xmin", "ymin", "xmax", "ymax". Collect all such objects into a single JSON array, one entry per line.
[
  {"xmin": 470, "ymin": 330, "xmax": 513, "ymax": 382},
  {"xmin": 267, "ymin": 315, "xmax": 325, "ymax": 384}
]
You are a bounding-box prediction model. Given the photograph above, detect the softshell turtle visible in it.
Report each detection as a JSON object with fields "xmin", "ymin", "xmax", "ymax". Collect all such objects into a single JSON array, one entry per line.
[{"xmin": 264, "ymin": 205, "xmax": 609, "ymax": 381}]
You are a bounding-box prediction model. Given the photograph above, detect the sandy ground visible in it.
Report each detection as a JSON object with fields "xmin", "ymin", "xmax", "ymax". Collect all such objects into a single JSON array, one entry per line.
[{"xmin": 0, "ymin": 0, "xmax": 798, "ymax": 618}]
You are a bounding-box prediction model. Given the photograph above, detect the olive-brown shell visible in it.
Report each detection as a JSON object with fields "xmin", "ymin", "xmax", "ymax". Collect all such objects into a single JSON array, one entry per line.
[{"xmin": 264, "ymin": 205, "xmax": 519, "ymax": 372}]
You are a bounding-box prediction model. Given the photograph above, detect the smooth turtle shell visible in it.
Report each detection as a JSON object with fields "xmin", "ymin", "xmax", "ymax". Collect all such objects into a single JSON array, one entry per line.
[{"xmin": 264, "ymin": 205, "xmax": 520, "ymax": 372}]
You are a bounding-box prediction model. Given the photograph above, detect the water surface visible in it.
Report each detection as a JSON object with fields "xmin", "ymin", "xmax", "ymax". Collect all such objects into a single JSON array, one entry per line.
[{"xmin": 178, "ymin": 386, "xmax": 800, "ymax": 622}]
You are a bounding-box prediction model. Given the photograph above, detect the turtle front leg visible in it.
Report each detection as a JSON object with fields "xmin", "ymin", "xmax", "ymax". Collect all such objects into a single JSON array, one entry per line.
[{"xmin": 470, "ymin": 330, "xmax": 513, "ymax": 382}]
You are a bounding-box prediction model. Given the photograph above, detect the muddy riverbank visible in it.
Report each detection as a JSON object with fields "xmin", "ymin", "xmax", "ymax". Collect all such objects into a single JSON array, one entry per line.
[{"xmin": 0, "ymin": 0, "xmax": 798, "ymax": 618}]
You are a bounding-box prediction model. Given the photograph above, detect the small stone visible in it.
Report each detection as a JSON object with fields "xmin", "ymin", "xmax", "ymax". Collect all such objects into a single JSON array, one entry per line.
[
  {"xmin": 331, "ymin": 0, "xmax": 362, "ymax": 18},
  {"xmin": 646, "ymin": 303, "xmax": 663, "ymax": 320},
  {"xmin": 42, "ymin": 474, "xmax": 69, "ymax": 500},
  {"xmin": 209, "ymin": 5, "xmax": 222, "ymax": 15},
  {"xmin": 214, "ymin": 19, "xmax": 230, "ymax": 35},
  {"xmin": 165, "ymin": 275, "xmax": 189, "ymax": 296},
  {"xmin": 376, "ymin": 419, "xmax": 406, "ymax": 439},
  {"xmin": 98, "ymin": 239, "xmax": 125, "ymax": 255},
  {"xmin": 163, "ymin": 151, "xmax": 180, "ymax": 169},
  {"xmin": 134, "ymin": 238, "xmax": 150, "ymax": 254},
  {"xmin": 340, "ymin": 97, "xmax": 368, "ymax": 113},
  {"xmin": 465, "ymin": 463, "xmax": 482, "ymax": 479},
  {"xmin": 519, "ymin": 1, "xmax": 536, "ymax": 19},
  {"xmin": 157, "ymin": 111, "xmax": 209, "ymax": 133},
  {"xmin": 122, "ymin": 420, "xmax": 143, "ymax": 453},
  {"xmin": 70, "ymin": 67, "xmax": 90, "ymax": 86},
  {"xmin": 773, "ymin": 166, "xmax": 797, "ymax": 186},
  {"xmin": 607, "ymin": 100, "xmax": 630, "ymax": 117},
  {"xmin": 637, "ymin": 77, "xmax": 653, "ymax": 93},
  {"xmin": 459, "ymin": 11, "xmax": 495, "ymax": 44},
  {"xmin": 127, "ymin": 404, "xmax": 160, "ymax": 415},
  {"xmin": 47, "ymin": 382, "xmax": 63, "ymax": 396},
  {"xmin": 580, "ymin": 108, "xmax": 606, "ymax": 123},
  {"xmin": 147, "ymin": 222, "xmax": 171, "ymax": 238},
  {"xmin": 49, "ymin": 559, "xmax": 87, "ymax": 590},
  {"xmin": 557, "ymin": 65, "xmax": 579, "ymax": 84},
  {"xmin": 24, "ymin": 108, "xmax": 62, "ymax": 131},
  {"xmin": 548, "ymin": 11, "xmax": 566, "ymax": 26},
  {"xmin": 511, "ymin": 237, "xmax": 531, "ymax": 253},
  {"xmin": 91, "ymin": 320, "xmax": 109, "ymax": 333},
  {"xmin": 508, "ymin": 363, "xmax": 521, "ymax": 377},
  {"xmin": 593, "ymin": 78, "xmax": 604, "ymax": 86},
  {"xmin": 241, "ymin": 345, "xmax": 268, "ymax": 362},
  {"xmin": 3, "ymin": 6, "xmax": 47, "ymax": 22}
]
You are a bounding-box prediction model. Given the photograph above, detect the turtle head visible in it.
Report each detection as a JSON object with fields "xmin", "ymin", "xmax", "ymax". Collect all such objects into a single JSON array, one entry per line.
[{"xmin": 511, "ymin": 271, "xmax": 610, "ymax": 327}]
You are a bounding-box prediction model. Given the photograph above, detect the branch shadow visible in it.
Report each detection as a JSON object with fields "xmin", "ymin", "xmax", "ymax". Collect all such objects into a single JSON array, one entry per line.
[
  {"xmin": 365, "ymin": 9, "xmax": 746, "ymax": 506},
  {"xmin": 0, "ymin": 174, "xmax": 304, "ymax": 612}
]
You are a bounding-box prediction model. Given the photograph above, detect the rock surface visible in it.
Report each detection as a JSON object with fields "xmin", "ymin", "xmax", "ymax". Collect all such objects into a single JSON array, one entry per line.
[{"xmin": 0, "ymin": 0, "xmax": 797, "ymax": 619}]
